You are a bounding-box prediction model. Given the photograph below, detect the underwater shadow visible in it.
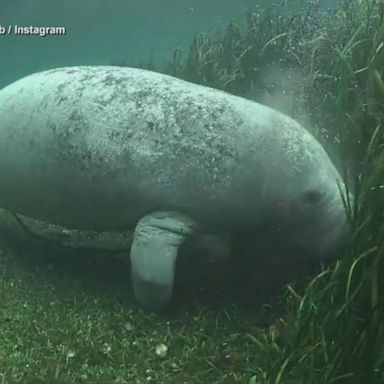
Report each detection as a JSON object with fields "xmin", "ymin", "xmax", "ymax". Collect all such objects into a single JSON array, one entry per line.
[{"xmin": 0, "ymin": 229, "xmax": 324, "ymax": 316}]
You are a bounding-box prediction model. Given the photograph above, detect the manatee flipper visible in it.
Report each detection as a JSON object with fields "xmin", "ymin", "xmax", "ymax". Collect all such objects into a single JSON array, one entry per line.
[{"xmin": 130, "ymin": 211, "xmax": 197, "ymax": 310}]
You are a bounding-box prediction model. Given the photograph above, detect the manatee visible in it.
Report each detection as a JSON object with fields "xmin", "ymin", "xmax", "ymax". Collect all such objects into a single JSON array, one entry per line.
[{"xmin": 0, "ymin": 66, "xmax": 349, "ymax": 309}]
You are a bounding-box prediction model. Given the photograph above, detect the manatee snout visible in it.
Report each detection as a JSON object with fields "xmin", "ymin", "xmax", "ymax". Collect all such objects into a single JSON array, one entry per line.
[
  {"xmin": 315, "ymin": 192, "xmax": 352, "ymax": 259},
  {"xmin": 292, "ymin": 180, "xmax": 351, "ymax": 259}
]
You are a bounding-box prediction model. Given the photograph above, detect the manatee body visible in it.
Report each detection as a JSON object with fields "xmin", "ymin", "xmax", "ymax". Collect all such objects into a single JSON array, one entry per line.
[{"xmin": 0, "ymin": 66, "xmax": 348, "ymax": 309}]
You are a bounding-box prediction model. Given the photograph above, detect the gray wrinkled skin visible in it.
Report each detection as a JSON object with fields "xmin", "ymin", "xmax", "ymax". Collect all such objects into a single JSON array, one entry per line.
[{"xmin": 0, "ymin": 66, "xmax": 349, "ymax": 309}]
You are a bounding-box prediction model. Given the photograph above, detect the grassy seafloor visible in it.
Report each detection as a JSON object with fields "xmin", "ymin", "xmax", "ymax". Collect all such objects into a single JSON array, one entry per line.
[
  {"xmin": 1, "ymin": 0, "xmax": 384, "ymax": 383},
  {"xmin": 0, "ymin": 242, "xmax": 276, "ymax": 384}
]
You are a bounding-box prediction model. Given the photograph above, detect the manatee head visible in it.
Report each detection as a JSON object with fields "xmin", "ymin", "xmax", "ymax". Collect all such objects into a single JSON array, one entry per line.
[
  {"xmin": 279, "ymin": 136, "xmax": 350, "ymax": 260},
  {"xmin": 253, "ymin": 121, "xmax": 351, "ymax": 260},
  {"xmin": 287, "ymin": 176, "xmax": 351, "ymax": 259}
]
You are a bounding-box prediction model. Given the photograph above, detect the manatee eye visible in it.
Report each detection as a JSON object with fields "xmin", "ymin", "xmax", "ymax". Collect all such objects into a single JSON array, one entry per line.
[{"xmin": 302, "ymin": 189, "xmax": 324, "ymax": 204}]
